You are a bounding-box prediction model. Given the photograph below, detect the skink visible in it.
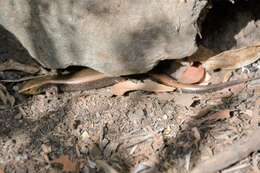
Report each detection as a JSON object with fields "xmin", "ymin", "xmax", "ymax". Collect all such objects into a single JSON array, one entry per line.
[
  {"xmin": 19, "ymin": 68, "xmax": 123, "ymax": 94},
  {"xmin": 149, "ymin": 73, "xmax": 260, "ymax": 94},
  {"xmin": 19, "ymin": 68, "xmax": 260, "ymax": 95}
]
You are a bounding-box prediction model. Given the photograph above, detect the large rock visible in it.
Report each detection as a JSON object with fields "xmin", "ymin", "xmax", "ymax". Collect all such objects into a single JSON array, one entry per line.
[{"xmin": 0, "ymin": 0, "xmax": 207, "ymax": 76}]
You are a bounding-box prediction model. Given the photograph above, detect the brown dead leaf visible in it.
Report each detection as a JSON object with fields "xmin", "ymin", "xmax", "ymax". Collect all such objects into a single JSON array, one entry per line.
[
  {"xmin": 51, "ymin": 155, "xmax": 79, "ymax": 173},
  {"xmin": 177, "ymin": 65, "xmax": 205, "ymax": 84},
  {"xmin": 207, "ymin": 110, "xmax": 231, "ymax": 122},
  {"xmin": 220, "ymin": 83, "xmax": 245, "ymax": 96},
  {"xmin": 203, "ymin": 83, "xmax": 245, "ymax": 101},
  {"xmin": 203, "ymin": 44, "xmax": 260, "ymax": 70},
  {"xmin": 173, "ymin": 94, "xmax": 197, "ymax": 107},
  {"xmin": 112, "ymin": 80, "xmax": 175, "ymax": 96}
]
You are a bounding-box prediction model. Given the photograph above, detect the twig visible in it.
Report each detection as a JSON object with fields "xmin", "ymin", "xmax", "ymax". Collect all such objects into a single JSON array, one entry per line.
[
  {"xmin": 251, "ymin": 99, "xmax": 260, "ymax": 128},
  {"xmin": 222, "ymin": 162, "xmax": 250, "ymax": 173},
  {"xmin": 191, "ymin": 128, "xmax": 260, "ymax": 173}
]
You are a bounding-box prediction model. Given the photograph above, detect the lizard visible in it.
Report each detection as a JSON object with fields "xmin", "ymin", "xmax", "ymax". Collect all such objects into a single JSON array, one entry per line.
[
  {"xmin": 19, "ymin": 68, "xmax": 123, "ymax": 95},
  {"xmin": 149, "ymin": 72, "xmax": 260, "ymax": 94},
  {"xmin": 19, "ymin": 68, "xmax": 260, "ymax": 95}
]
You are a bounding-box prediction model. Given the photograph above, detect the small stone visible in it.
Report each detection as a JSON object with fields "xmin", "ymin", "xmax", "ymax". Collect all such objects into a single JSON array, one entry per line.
[
  {"xmin": 135, "ymin": 109, "xmax": 145, "ymax": 118},
  {"xmin": 162, "ymin": 114, "xmax": 168, "ymax": 120},
  {"xmin": 128, "ymin": 109, "xmax": 145, "ymax": 123},
  {"xmin": 82, "ymin": 166, "xmax": 90, "ymax": 173},
  {"xmin": 80, "ymin": 131, "xmax": 90, "ymax": 142},
  {"xmin": 41, "ymin": 144, "xmax": 51, "ymax": 154},
  {"xmin": 14, "ymin": 113, "xmax": 22, "ymax": 120}
]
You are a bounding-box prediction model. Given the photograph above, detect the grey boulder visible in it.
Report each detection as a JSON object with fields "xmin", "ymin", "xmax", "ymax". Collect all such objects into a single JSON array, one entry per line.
[{"xmin": 0, "ymin": 0, "xmax": 207, "ymax": 76}]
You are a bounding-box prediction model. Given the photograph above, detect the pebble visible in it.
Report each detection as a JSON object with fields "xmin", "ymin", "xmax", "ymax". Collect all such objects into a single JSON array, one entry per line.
[{"xmin": 14, "ymin": 113, "xmax": 22, "ymax": 120}]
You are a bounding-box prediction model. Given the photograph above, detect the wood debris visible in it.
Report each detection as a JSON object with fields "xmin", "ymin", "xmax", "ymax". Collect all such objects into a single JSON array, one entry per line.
[
  {"xmin": 203, "ymin": 44, "xmax": 260, "ymax": 70},
  {"xmin": 191, "ymin": 128, "xmax": 260, "ymax": 173},
  {"xmin": 177, "ymin": 65, "xmax": 205, "ymax": 84}
]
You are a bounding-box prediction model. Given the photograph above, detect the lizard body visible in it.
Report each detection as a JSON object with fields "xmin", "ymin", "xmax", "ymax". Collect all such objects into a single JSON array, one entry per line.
[
  {"xmin": 149, "ymin": 73, "xmax": 260, "ymax": 94},
  {"xmin": 19, "ymin": 68, "xmax": 260, "ymax": 95}
]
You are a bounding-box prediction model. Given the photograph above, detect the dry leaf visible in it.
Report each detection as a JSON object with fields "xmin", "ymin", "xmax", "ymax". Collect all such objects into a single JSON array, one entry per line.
[
  {"xmin": 51, "ymin": 155, "xmax": 79, "ymax": 173},
  {"xmin": 96, "ymin": 160, "xmax": 119, "ymax": 173},
  {"xmin": 173, "ymin": 94, "xmax": 197, "ymax": 107},
  {"xmin": 177, "ymin": 65, "xmax": 205, "ymax": 84},
  {"xmin": 207, "ymin": 110, "xmax": 231, "ymax": 122},
  {"xmin": 251, "ymin": 99, "xmax": 260, "ymax": 128},
  {"xmin": 203, "ymin": 44, "xmax": 260, "ymax": 70},
  {"xmin": 166, "ymin": 62, "xmax": 186, "ymax": 79},
  {"xmin": 112, "ymin": 80, "xmax": 175, "ymax": 96}
]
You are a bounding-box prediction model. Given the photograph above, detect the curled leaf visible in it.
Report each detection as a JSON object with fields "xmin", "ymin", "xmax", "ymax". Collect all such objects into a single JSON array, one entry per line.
[
  {"xmin": 177, "ymin": 65, "xmax": 205, "ymax": 84},
  {"xmin": 112, "ymin": 80, "xmax": 175, "ymax": 96},
  {"xmin": 203, "ymin": 44, "xmax": 260, "ymax": 70},
  {"xmin": 51, "ymin": 155, "xmax": 79, "ymax": 173},
  {"xmin": 207, "ymin": 109, "xmax": 231, "ymax": 122}
]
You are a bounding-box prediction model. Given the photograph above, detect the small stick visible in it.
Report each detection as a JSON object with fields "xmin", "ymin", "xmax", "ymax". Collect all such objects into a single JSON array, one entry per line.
[{"xmin": 191, "ymin": 128, "xmax": 260, "ymax": 173}]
